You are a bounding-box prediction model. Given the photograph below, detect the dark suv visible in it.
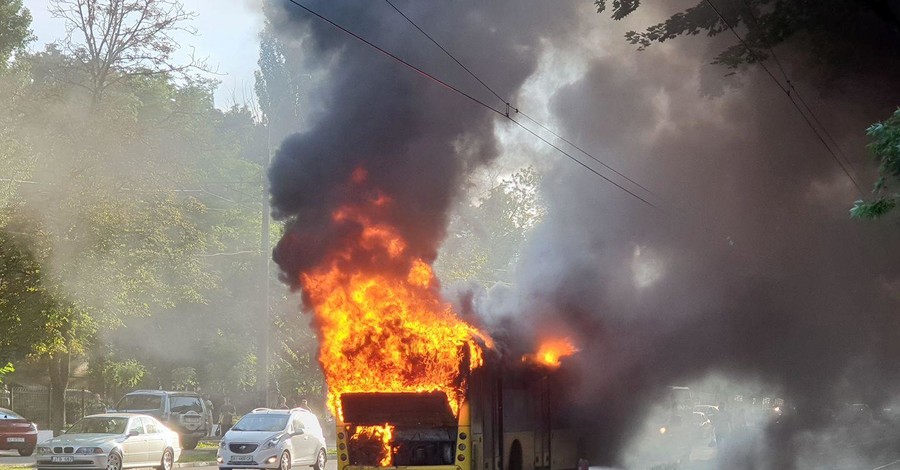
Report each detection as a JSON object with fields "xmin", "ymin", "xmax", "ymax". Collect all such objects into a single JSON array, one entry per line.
[{"xmin": 115, "ymin": 390, "xmax": 210, "ymax": 449}]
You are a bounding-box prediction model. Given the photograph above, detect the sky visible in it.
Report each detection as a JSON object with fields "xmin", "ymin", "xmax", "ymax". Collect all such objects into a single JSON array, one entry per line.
[{"xmin": 23, "ymin": 0, "xmax": 264, "ymax": 108}]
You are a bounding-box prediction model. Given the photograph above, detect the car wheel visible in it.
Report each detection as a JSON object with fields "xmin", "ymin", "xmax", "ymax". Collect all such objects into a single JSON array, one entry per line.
[
  {"xmin": 312, "ymin": 449, "xmax": 326, "ymax": 470},
  {"xmin": 157, "ymin": 447, "xmax": 174, "ymax": 470},
  {"xmin": 107, "ymin": 452, "xmax": 123, "ymax": 470},
  {"xmin": 182, "ymin": 437, "xmax": 199, "ymax": 450},
  {"xmin": 278, "ymin": 451, "xmax": 291, "ymax": 470},
  {"xmin": 18, "ymin": 447, "xmax": 34, "ymax": 457}
]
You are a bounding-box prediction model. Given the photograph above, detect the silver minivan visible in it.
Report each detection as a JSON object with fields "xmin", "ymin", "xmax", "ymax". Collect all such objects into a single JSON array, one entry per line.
[{"xmin": 217, "ymin": 408, "xmax": 326, "ymax": 470}]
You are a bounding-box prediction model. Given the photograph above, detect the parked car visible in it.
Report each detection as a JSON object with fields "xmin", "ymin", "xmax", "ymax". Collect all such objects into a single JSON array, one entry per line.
[
  {"xmin": 0, "ymin": 407, "xmax": 38, "ymax": 456},
  {"xmin": 115, "ymin": 391, "xmax": 209, "ymax": 449},
  {"xmin": 217, "ymin": 407, "xmax": 327, "ymax": 470},
  {"xmin": 35, "ymin": 413, "xmax": 180, "ymax": 470}
]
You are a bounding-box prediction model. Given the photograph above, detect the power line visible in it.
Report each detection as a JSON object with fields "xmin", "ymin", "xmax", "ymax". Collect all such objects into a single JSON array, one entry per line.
[
  {"xmin": 382, "ymin": 0, "xmax": 660, "ymax": 201},
  {"xmin": 383, "ymin": 0, "xmax": 506, "ymax": 106},
  {"xmin": 283, "ymin": 0, "xmax": 505, "ymax": 118},
  {"xmin": 703, "ymin": 0, "xmax": 864, "ymax": 195},
  {"xmin": 282, "ymin": 0, "xmax": 658, "ymax": 209},
  {"xmin": 507, "ymin": 116, "xmax": 660, "ymax": 210},
  {"xmin": 737, "ymin": 0, "xmax": 861, "ymax": 179}
]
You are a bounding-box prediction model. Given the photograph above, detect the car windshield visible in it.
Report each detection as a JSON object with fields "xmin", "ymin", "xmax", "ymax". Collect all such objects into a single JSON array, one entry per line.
[
  {"xmin": 0, "ymin": 408, "xmax": 23, "ymax": 420},
  {"xmin": 116, "ymin": 394, "xmax": 162, "ymax": 412},
  {"xmin": 170, "ymin": 396, "xmax": 202, "ymax": 414},
  {"xmin": 66, "ymin": 417, "xmax": 128, "ymax": 434},
  {"xmin": 232, "ymin": 414, "xmax": 289, "ymax": 432}
]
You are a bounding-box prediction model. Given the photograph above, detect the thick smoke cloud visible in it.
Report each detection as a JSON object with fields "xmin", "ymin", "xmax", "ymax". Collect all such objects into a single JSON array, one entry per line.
[
  {"xmin": 265, "ymin": 0, "xmax": 900, "ymax": 467},
  {"xmin": 490, "ymin": 3, "xmax": 900, "ymax": 468},
  {"xmin": 267, "ymin": 0, "xmax": 579, "ymax": 287}
]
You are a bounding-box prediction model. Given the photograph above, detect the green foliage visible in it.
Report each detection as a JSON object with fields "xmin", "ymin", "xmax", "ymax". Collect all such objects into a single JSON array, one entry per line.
[
  {"xmin": 597, "ymin": 0, "xmax": 893, "ymax": 70},
  {"xmin": 0, "ymin": 362, "xmax": 13, "ymax": 383},
  {"xmin": 850, "ymin": 108, "xmax": 900, "ymax": 219},
  {"xmin": 254, "ymin": 21, "xmax": 304, "ymax": 143},
  {"xmin": 104, "ymin": 360, "xmax": 146, "ymax": 389},
  {"xmin": 0, "ymin": 0, "xmax": 32, "ymax": 70},
  {"xmin": 170, "ymin": 367, "xmax": 198, "ymax": 390},
  {"xmin": 436, "ymin": 166, "xmax": 546, "ymax": 285}
]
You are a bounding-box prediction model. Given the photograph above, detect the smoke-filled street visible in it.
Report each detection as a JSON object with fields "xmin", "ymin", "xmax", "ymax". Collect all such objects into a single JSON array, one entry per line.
[{"xmin": 3, "ymin": 0, "xmax": 900, "ymax": 469}]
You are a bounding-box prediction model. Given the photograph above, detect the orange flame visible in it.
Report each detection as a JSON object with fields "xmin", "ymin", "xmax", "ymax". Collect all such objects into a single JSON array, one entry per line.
[
  {"xmin": 351, "ymin": 424, "xmax": 394, "ymax": 466},
  {"xmin": 525, "ymin": 338, "xmax": 579, "ymax": 368},
  {"xmin": 298, "ymin": 171, "xmax": 491, "ymax": 424}
]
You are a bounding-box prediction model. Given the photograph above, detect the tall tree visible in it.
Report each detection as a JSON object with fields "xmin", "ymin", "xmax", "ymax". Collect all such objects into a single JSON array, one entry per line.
[
  {"xmin": 0, "ymin": 0, "xmax": 32, "ymax": 69},
  {"xmin": 48, "ymin": 0, "xmax": 204, "ymax": 103}
]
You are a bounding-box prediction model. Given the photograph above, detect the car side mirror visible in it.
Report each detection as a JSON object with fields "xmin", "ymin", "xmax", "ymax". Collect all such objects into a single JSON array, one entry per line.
[
  {"xmin": 128, "ymin": 431, "xmax": 139, "ymax": 437},
  {"xmin": 292, "ymin": 429, "xmax": 304, "ymax": 436}
]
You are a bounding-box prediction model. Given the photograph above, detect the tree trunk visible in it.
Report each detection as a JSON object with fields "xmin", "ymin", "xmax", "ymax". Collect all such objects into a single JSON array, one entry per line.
[{"xmin": 48, "ymin": 353, "xmax": 70, "ymax": 432}]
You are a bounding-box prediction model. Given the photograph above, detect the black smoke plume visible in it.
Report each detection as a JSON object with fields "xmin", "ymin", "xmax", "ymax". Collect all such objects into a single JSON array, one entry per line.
[
  {"xmin": 265, "ymin": 0, "xmax": 900, "ymax": 467},
  {"xmin": 267, "ymin": 0, "xmax": 579, "ymax": 288}
]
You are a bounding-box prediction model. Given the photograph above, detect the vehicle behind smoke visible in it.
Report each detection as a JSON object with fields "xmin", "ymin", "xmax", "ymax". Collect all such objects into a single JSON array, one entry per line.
[{"xmin": 115, "ymin": 390, "xmax": 209, "ymax": 449}]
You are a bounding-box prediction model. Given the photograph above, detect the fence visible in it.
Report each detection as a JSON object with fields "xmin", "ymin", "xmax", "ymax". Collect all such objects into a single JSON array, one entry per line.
[{"xmin": 3, "ymin": 385, "xmax": 104, "ymax": 430}]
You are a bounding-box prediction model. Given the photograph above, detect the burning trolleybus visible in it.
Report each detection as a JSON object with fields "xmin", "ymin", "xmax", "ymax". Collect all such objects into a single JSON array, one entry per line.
[
  {"xmin": 333, "ymin": 350, "xmax": 582, "ymax": 470},
  {"xmin": 291, "ymin": 170, "xmax": 586, "ymax": 470}
]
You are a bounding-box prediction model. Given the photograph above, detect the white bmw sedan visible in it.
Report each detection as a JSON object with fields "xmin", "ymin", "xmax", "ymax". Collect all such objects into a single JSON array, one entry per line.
[{"xmin": 36, "ymin": 413, "xmax": 181, "ymax": 470}]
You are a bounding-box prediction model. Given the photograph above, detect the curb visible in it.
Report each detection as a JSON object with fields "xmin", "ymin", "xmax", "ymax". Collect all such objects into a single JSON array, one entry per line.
[{"xmin": 0, "ymin": 461, "xmax": 218, "ymax": 468}]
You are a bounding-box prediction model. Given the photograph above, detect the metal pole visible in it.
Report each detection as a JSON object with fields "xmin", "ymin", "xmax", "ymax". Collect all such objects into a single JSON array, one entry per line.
[
  {"xmin": 261, "ymin": 118, "xmax": 273, "ymax": 408},
  {"xmin": 47, "ymin": 384, "xmax": 52, "ymax": 432}
]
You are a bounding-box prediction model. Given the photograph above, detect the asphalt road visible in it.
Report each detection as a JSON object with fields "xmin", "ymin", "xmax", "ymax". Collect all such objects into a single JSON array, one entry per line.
[{"xmin": 0, "ymin": 450, "xmax": 337, "ymax": 470}]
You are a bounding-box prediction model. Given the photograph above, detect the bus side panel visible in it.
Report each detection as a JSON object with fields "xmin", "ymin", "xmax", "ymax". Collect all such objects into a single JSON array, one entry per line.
[{"xmin": 549, "ymin": 430, "xmax": 577, "ymax": 470}]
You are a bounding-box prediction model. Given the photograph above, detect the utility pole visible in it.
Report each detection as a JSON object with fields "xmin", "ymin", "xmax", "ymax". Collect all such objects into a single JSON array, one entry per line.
[{"xmin": 260, "ymin": 117, "xmax": 273, "ymax": 408}]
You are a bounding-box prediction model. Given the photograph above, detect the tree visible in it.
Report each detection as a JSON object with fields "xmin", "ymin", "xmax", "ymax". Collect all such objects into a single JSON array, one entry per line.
[
  {"xmin": 596, "ymin": 0, "xmax": 900, "ymax": 70},
  {"xmin": 436, "ymin": 167, "xmax": 546, "ymax": 285},
  {"xmin": 254, "ymin": 21, "xmax": 304, "ymax": 145},
  {"xmin": 48, "ymin": 0, "xmax": 204, "ymax": 103},
  {"xmin": 596, "ymin": 0, "xmax": 900, "ymax": 218},
  {"xmin": 851, "ymin": 108, "xmax": 900, "ymax": 218},
  {"xmin": 0, "ymin": 0, "xmax": 32, "ymax": 69}
]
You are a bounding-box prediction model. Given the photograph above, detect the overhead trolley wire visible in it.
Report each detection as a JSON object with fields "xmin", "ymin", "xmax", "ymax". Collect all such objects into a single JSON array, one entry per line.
[
  {"xmin": 282, "ymin": 0, "xmax": 659, "ymax": 210},
  {"xmin": 382, "ymin": 0, "xmax": 660, "ymax": 201},
  {"xmin": 282, "ymin": 0, "xmax": 506, "ymax": 118},
  {"xmin": 737, "ymin": 0, "xmax": 862, "ymax": 178},
  {"xmin": 703, "ymin": 0, "xmax": 865, "ymax": 196}
]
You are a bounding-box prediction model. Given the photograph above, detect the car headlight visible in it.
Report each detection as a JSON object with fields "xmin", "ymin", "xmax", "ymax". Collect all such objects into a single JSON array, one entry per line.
[
  {"xmin": 37, "ymin": 447, "xmax": 52, "ymax": 455},
  {"xmin": 262, "ymin": 437, "xmax": 280, "ymax": 450},
  {"xmin": 219, "ymin": 440, "xmax": 227, "ymax": 448},
  {"xmin": 75, "ymin": 447, "xmax": 105, "ymax": 455}
]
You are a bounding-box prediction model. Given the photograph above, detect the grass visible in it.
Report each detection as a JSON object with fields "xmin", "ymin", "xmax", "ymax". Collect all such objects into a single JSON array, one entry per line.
[
  {"xmin": 195, "ymin": 441, "xmax": 220, "ymax": 450},
  {"xmin": 178, "ymin": 449, "xmax": 217, "ymax": 463},
  {"xmin": 0, "ymin": 465, "xmax": 31, "ymax": 470}
]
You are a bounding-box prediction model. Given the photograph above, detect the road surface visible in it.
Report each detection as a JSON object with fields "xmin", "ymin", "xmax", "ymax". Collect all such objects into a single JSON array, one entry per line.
[{"xmin": 0, "ymin": 450, "xmax": 337, "ymax": 470}]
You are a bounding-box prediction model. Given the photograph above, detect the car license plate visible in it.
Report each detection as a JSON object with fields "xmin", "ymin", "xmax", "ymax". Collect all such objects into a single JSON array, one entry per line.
[
  {"xmin": 51, "ymin": 456, "xmax": 74, "ymax": 463},
  {"xmin": 184, "ymin": 416, "xmax": 200, "ymax": 422},
  {"xmin": 6, "ymin": 437, "xmax": 25, "ymax": 443},
  {"xmin": 231, "ymin": 455, "xmax": 253, "ymax": 462}
]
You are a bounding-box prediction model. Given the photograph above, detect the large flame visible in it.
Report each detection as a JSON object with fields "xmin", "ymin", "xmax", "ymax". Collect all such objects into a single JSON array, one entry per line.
[
  {"xmin": 351, "ymin": 425, "xmax": 394, "ymax": 466},
  {"xmin": 525, "ymin": 337, "xmax": 579, "ymax": 368},
  {"xmin": 298, "ymin": 169, "xmax": 491, "ymax": 421}
]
